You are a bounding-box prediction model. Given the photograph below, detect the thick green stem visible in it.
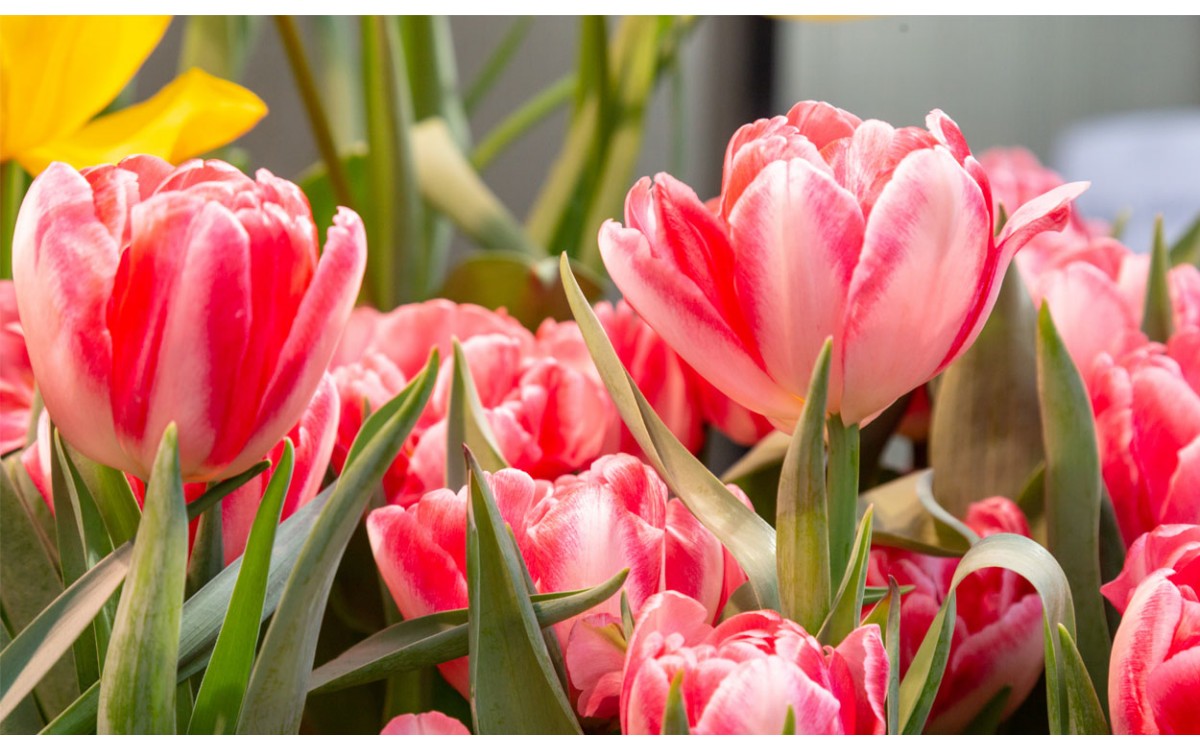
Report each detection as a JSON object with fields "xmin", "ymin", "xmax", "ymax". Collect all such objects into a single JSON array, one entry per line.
[
  {"xmin": 827, "ymin": 415, "xmax": 861, "ymax": 588},
  {"xmin": 274, "ymin": 16, "xmax": 356, "ymax": 213}
]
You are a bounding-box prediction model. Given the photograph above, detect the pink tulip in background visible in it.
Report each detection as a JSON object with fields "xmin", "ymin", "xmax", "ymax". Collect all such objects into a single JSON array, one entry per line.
[
  {"xmin": 866, "ymin": 497, "xmax": 1043, "ymax": 733},
  {"xmin": 0, "ymin": 281, "xmax": 35, "ymax": 455},
  {"xmin": 620, "ymin": 591, "xmax": 887, "ymax": 734},
  {"xmin": 380, "ymin": 711, "xmax": 470, "ymax": 735},
  {"xmin": 11, "ymin": 156, "xmax": 365, "ymax": 482},
  {"xmin": 598, "ymin": 101, "xmax": 1087, "ymax": 427},
  {"xmin": 1103, "ymin": 524, "xmax": 1200, "ymax": 734},
  {"xmin": 367, "ymin": 456, "xmax": 746, "ymax": 716}
]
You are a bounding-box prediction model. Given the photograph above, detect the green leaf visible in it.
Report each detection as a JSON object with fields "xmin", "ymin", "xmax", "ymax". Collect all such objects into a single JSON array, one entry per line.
[
  {"xmin": 660, "ymin": 671, "xmax": 690, "ymax": 735},
  {"xmin": 185, "ymin": 506, "xmax": 223, "ymax": 598},
  {"xmin": 445, "ymin": 340, "xmax": 509, "ymax": 490},
  {"xmin": 780, "ymin": 705, "xmax": 796, "ymax": 735},
  {"xmin": 1036, "ymin": 303, "xmax": 1111, "ymax": 711},
  {"xmin": 817, "ymin": 506, "xmax": 874, "ymax": 647},
  {"xmin": 98, "ymin": 425, "xmax": 188, "ymax": 734},
  {"xmin": 308, "ymin": 568, "xmax": 628, "ymax": 694},
  {"xmin": 1057, "ymin": 624, "xmax": 1108, "ymax": 734},
  {"xmin": 1142, "ymin": 215, "xmax": 1174, "ymax": 343},
  {"xmin": 777, "ymin": 339, "xmax": 831, "ymax": 631},
  {"xmin": 441, "ymin": 252, "xmax": 605, "ymax": 330},
  {"xmin": 963, "ymin": 686, "xmax": 1012, "ymax": 734},
  {"xmin": 826, "ymin": 415, "xmax": 860, "ymax": 589},
  {"xmin": 179, "ymin": 16, "xmax": 260, "ymax": 81},
  {"xmin": 188, "ymin": 442, "xmax": 294, "ymax": 734},
  {"xmin": 561, "ymin": 255, "xmax": 780, "ymax": 611},
  {"xmin": 898, "ymin": 534, "xmax": 1082, "ymax": 735},
  {"xmin": 472, "ymin": 75, "xmax": 575, "ymax": 172},
  {"xmin": 1168, "ymin": 211, "xmax": 1200, "ymax": 267},
  {"xmin": 859, "ymin": 471, "xmax": 972, "ymax": 557},
  {"xmin": 930, "ymin": 266, "xmax": 1044, "ymax": 514},
  {"xmin": 465, "ymin": 452, "xmax": 581, "ymax": 733},
  {"xmin": 236, "ymin": 355, "xmax": 436, "ymax": 733},
  {"xmin": 361, "ymin": 15, "xmax": 424, "ymax": 306},
  {"xmin": 38, "ymin": 480, "xmax": 337, "ymax": 734},
  {"xmin": 63, "ymin": 448, "xmax": 140, "ymax": 548},
  {"xmin": 0, "ymin": 621, "xmax": 42, "ymax": 733},
  {"xmin": 464, "ymin": 16, "xmax": 533, "ymax": 114},
  {"xmin": 884, "ymin": 577, "xmax": 901, "ymax": 734}
]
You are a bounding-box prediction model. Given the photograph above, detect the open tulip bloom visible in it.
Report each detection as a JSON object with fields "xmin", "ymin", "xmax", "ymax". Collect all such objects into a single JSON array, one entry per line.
[{"xmin": 1, "ymin": 16, "xmax": 1196, "ymax": 736}]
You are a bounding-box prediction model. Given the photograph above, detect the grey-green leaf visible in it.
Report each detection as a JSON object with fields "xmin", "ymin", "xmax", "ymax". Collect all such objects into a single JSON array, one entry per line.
[{"xmin": 445, "ymin": 339, "xmax": 508, "ymax": 490}]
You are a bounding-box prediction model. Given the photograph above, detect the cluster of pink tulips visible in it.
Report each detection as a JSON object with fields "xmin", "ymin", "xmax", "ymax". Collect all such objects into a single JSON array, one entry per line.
[{"xmin": 2, "ymin": 100, "xmax": 1196, "ymax": 735}]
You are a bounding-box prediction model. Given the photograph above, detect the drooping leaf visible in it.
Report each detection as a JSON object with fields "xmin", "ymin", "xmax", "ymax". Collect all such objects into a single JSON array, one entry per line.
[
  {"xmin": 97, "ymin": 425, "xmax": 188, "ymax": 734},
  {"xmin": 188, "ymin": 441, "xmax": 294, "ymax": 734},
  {"xmin": 859, "ymin": 471, "xmax": 971, "ymax": 557},
  {"xmin": 1036, "ymin": 304, "xmax": 1111, "ymax": 710},
  {"xmin": 777, "ymin": 339, "xmax": 831, "ymax": 631},
  {"xmin": 465, "ymin": 452, "xmax": 580, "ymax": 734},
  {"xmin": 561, "ymin": 254, "xmax": 780, "ymax": 611},
  {"xmin": 308, "ymin": 569, "xmax": 628, "ymax": 694},
  {"xmin": 1142, "ymin": 215, "xmax": 1174, "ymax": 343},
  {"xmin": 816, "ymin": 506, "xmax": 874, "ymax": 647},
  {"xmin": 445, "ymin": 339, "xmax": 508, "ymax": 490},
  {"xmin": 660, "ymin": 671, "xmax": 690, "ymax": 735},
  {"xmin": 930, "ymin": 266, "xmax": 1044, "ymax": 514}
]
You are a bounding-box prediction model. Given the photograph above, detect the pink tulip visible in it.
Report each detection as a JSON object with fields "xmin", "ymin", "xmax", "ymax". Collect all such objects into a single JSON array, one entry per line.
[
  {"xmin": 1101, "ymin": 524, "xmax": 1200, "ymax": 615},
  {"xmin": 11, "ymin": 156, "xmax": 365, "ymax": 482},
  {"xmin": 598, "ymin": 101, "xmax": 1086, "ymax": 427},
  {"xmin": 1091, "ymin": 347, "xmax": 1200, "ymax": 546},
  {"xmin": 1106, "ymin": 533, "xmax": 1200, "ymax": 734},
  {"xmin": 620, "ymin": 591, "xmax": 887, "ymax": 734},
  {"xmin": 866, "ymin": 497, "xmax": 1043, "ymax": 733},
  {"xmin": 20, "ymin": 374, "xmax": 339, "ymax": 563},
  {"xmin": 381, "ymin": 711, "xmax": 470, "ymax": 735},
  {"xmin": 0, "ymin": 281, "xmax": 35, "ymax": 455},
  {"xmin": 366, "ymin": 456, "xmax": 743, "ymax": 715}
]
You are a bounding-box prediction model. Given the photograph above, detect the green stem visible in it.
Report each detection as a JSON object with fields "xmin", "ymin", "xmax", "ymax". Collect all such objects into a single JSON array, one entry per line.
[
  {"xmin": 472, "ymin": 75, "xmax": 575, "ymax": 172},
  {"xmin": 464, "ymin": 16, "xmax": 534, "ymax": 114},
  {"xmin": 274, "ymin": 16, "xmax": 355, "ymax": 213},
  {"xmin": 1, "ymin": 161, "xmax": 29, "ymax": 280},
  {"xmin": 826, "ymin": 415, "xmax": 861, "ymax": 588}
]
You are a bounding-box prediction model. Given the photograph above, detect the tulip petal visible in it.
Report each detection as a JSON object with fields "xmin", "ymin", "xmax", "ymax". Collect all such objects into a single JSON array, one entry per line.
[
  {"xmin": 694, "ymin": 657, "xmax": 841, "ymax": 734},
  {"xmin": 1039, "ymin": 263, "xmax": 1142, "ymax": 388},
  {"xmin": 1110, "ymin": 573, "xmax": 1183, "ymax": 734},
  {"xmin": 833, "ymin": 625, "xmax": 889, "ymax": 735},
  {"xmin": 1161, "ymin": 437, "xmax": 1200, "ymax": 526},
  {"xmin": 784, "ymin": 101, "xmax": 861, "ymax": 150},
  {"xmin": 728, "ymin": 157, "xmax": 863, "ymax": 407},
  {"xmin": 1147, "ymin": 644, "xmax": 1200, "ymax": 735},
  {"xmin": 381, "ymin": 711, "xmax": 471, "ymax": 735},
  {"xmin": 18, "ymin": 69, "xmax": 267, "ymax": 175},
  {"xmin": 840, "ymin": 147, "xmax": 990, "ymax": 424},
  {"xmin": 599, "ymin": 218, "xmax": 800, "ymax": 426},
  {"xmin": 11, "ymin": 163, "xmax": 124, "ymax": 471},
  {"xmin": 0, "ymin": 16, "xmax": 170, "ymax": 162},
  {"xmin": 1131, "ymin": 366, "xmax": 1200, "ymax": 509},
  {"xmin": 720, "ymin": 117, "xmax": 831, "ymax": 219}
]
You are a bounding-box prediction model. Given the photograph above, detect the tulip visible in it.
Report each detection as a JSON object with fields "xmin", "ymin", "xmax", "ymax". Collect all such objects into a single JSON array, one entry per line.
[
  {"xmin": 0, "ymin": 16, "xmax": 265, "ymax": 174},
  {"xmin": 1091, "ymin": 347, "xmax": 1200, "ymax": 546},
  {"xmin": 366, "ymin": 456, "xmax": 744, "ymax": 715},
  {"xmin": 12, "ymin": 156, "xmax": 365, "ymax": 482},
  {"xmin": 381, "ymin": 711, "xmax": 471, "ymax": 735},
  {"xmin": 0, "ymin": 281, "xmax": 35, "ymax": 455},
  {"xmin": 1106, "ymin": 547, "xmax": 1200, "ymax": 733},
  {"xmin": 866, "ymin": 497, "xmax": 1043, "ymax": 733},
  {"xmin": 1101, "ymin": 524, "xmax": 1200, "ymax": 615},
  {"xmin": 598, "ymin": 101, "xmax": 1086, "ymax": 427},
  {"xmin": 620, "ymin": 591, "xmax": 887, "ymax": 734}
]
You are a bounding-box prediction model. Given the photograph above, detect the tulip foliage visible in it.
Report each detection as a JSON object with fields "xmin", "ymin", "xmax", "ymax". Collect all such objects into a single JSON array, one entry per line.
[{"xmin": 2, "ymin": 15, "xmax": 1198, "ymax": 737}]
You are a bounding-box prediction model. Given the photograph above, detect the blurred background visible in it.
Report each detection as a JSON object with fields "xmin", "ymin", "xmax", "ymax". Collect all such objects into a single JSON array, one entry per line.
[{"xmin": 135, "ymin": 16, "xmax": 1199, "ymax": 252}]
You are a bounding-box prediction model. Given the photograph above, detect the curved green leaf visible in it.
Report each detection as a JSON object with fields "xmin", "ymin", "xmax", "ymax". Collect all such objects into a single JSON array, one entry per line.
[
  {"xmin": 98, "ymin": 425, "xmax": 188, "ymax": 734},
  {"xmin": 860, "ymin": 471, "xmax": 971, "ymax": 557},
  {"xmin": 188, "ymin": 441, "xmax": 294, "ymax": 734},
  {"xmin": 561, "ymin": 254, "xmax": 780, "ymax": 611},
  {"xmin": 309, "ymin": 568, "xmax": 628, "ymax": 694},
  {"xmin": 1036, "ymin": 304, "xmax": 1111, "ymax": 709},
  {"xmin": 237, "ymin": 354, "xmax": 436, "ymax": 733},
  {"xmin": 777, "ymin": 340, "xmax": 831, "ymax": 630},
  {"xmin": 466, "ymin": 452, "xmax": 580, "ymax": 734}
]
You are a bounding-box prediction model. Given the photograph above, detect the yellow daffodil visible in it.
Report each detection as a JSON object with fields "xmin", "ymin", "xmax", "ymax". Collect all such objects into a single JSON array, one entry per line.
[{"xmin": 0, "ymin": 15, "xmax": 267, "ymax": 175}]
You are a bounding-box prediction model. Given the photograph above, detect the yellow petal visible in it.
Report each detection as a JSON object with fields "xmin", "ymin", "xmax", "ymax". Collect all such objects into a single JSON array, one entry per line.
[
  {"xmin": 0, "ymin": 15, "xmax": 170, "ymax": 160},
  {"xmin": 16, "ymin": 68, "xmax": 268, "ymax": 175}
]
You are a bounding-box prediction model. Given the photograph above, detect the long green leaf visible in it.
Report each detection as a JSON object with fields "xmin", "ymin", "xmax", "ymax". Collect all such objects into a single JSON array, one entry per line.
[
  {"xmin": 0, "ymin": 622, "xmax": 42, "ymax": 733},
  {"xmin": 661, "ymin": 671, "xmax": 690, "ymax": 734},
  {"xmin": 1142, "ymin": 215, "xmax": 1174, "ymax": 343},
  {"xmin": 309, "ymin": 569, "xmax": 628, "ymax": 694},
  {"xmin": 237, "ymin": 355, "xmax": 436, "ymax": 733},
  {"xmin": 464, "ymin": 16, "xmax": 533, "ymax": 113},
  {"xmin": 465, "ymin": 452, "xmax": 581, "ymax": 734},
  {"xmin": 885, "ymin": 577, "xmax": 901, "ymax": 734},
  {"xmin": 817, "ymin": 506, "xmax": 874, "ymax": 646},
  {"xmin": 64, "ymin": 448, "xmax": 140, "ymax": 548},
  {"xmin": 897, "ymin": 534, "xmax": 1093, "ymax": 735},
  {"xmin": 41, "ymin": 481, "xmax": 337, "ymax": 735},
  {"xmin": 1057, "ymin": 624, "xmax": 1108, "ymax": 734},
  {"xmin": 1036, "ymin": 304, "xmax": 1110, "ymax": 711},
  {"xmin": 777, "ymin": 339, "xmax": 831, "ymax": 631},
  {"xmin": 930, "ymin": 266, "xmax": 1044, "ymax": 514},
  {"xmin": 561, "ymin": 254, "xmax": 780, "ymax": 611},
  {"xmin": 826, "ymin": 415, "xmax": 860, "ymax": 589},
  {"xmin": 98, "ymin": 425, "xmax": 188, "ymax": 734},
  {"xmin": 188, "ymin": 442, "xmax": 294, "ymax": 734},
  {"xmin": 472, "ymin": 74, "xmax": 575, "ymax": 172},
  {"xmin": 445, "ymin": 339, "xmax": 509, "ymax": 490}
]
